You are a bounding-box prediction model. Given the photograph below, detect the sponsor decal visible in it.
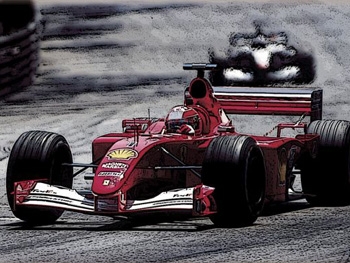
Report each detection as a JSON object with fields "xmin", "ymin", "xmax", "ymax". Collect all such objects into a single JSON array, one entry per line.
[
  {"xmin": 173, "ymin": 193, "xmax": 192, "ymax": 198},
  {"xmin": 151, "ymin": 199, "xmax": 192, "ymax": 207},
  {"xmin": 98, "ymin": 172, "xmax": 124, "ymax": 177},
  {"xmin": 28, "ymin": 195, "xmax": 73, "ymax": 204},
  {"xmin": 98, "ymin": 163, "xmax": 128, "ymax": 179},
  {"xmin": 103, "ymin": 179, "xmax": 110, "ymax": 186},
  {"xmin": 107, "ymin": 149, "xmax": 138, "ymax": 160},
  {"xmin": 32, "ymin": 189, "xmax": 57, "ymax": 195},
  {"xmin": 101, "ymin": 162, "xmax": 128, "ymax": 169}
]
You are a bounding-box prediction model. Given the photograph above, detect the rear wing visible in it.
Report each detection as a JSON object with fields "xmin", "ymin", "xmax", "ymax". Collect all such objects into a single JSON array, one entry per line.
[
  {"xmin": 183, "ymin": 63, "xmax": 323, "ymax": 122},
  {"xmin": 213, "ymin": 86, "xmax": 323, "ymax": 121}
]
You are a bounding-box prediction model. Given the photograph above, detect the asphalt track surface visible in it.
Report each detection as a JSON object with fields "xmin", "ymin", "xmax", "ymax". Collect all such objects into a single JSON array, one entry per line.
[{"xmin": 1, "ymin": 1, "xmax": 350, "ymax": 262}]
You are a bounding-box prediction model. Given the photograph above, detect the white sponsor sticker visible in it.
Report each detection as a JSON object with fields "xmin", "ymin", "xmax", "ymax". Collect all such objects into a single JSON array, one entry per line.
[
  {"xmin": 98, "ymin": 172, "xmax": 124, "ymax": 177},
  {"xmin": 101, "ymin": 162, "xmax": 128, "ymax": 169}
]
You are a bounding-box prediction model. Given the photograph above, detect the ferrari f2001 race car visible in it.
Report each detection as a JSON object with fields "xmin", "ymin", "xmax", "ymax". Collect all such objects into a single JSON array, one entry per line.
[{"xmin": 6, "ymin": 64, "xmax": 350, "ymax": 227}]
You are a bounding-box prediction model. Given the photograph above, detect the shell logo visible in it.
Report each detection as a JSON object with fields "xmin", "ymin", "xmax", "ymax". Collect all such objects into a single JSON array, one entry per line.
[{"xmin": 107, "ymin": 149, "xmax": 138, "ymax": 160}]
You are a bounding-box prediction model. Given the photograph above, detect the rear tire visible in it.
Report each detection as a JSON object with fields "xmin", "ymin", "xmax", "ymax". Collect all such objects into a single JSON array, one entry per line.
[
  {"xmin": 202, "ymin": 135, "xmax": 266, "ymax": 227},
  {"xmin": 6, "ymin": 130, "xmax": 73, "ymax": 225},
  {"xmin": 301, "ymin": 120, "xmax": 350, "ymax": 205}
]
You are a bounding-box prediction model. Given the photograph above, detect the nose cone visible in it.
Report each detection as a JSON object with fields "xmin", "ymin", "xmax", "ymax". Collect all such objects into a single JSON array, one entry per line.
[
  {"xmin": 253, "ymin": 49, "xmax": 270, "ymax": 69},
  {"xmin": 92, "ymin": 148, "xmax": 139, "ymax": 196}
]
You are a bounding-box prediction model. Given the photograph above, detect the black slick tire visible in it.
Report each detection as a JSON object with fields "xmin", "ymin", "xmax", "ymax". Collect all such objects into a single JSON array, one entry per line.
[
  {"xmin": 6, "ymin": 130, "xmax": 73, "ymax": 225},
  {"xmin": 301, "ymin": 120, "xmax": 350, "ymax": 205},
  {"xmin": 202, "ymin": 135, "xmax": 266, "ymax": 227}
]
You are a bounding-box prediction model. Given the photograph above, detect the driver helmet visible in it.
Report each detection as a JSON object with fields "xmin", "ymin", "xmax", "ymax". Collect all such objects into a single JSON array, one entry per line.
[{"xmin": 165, "ymin": 106, "xmax": 201, "ymax": 135}]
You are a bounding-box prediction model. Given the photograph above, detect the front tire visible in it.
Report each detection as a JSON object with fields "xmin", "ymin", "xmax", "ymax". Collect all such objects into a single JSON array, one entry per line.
[
  {"xmin": 202, "ymin": 135, "xmax": 266, "ymax": 227},
  {"xmin": 301, "ymin": 120, "xmax": 350, "ymax": 205},
  {"xmin": 6, "ymin": 130, "xmax": 73, "ymax": 225}
]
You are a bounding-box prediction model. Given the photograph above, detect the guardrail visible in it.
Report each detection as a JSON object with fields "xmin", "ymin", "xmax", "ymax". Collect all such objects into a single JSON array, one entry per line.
[{"xmin": 0, "ymin": 0, "xmax": 42, "ymax": 98}]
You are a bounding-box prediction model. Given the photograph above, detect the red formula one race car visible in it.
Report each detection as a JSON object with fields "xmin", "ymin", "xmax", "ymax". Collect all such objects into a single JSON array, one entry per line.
[{"xmin": 6, "ymin": 64, "xmax": 350, "ymax": 227}]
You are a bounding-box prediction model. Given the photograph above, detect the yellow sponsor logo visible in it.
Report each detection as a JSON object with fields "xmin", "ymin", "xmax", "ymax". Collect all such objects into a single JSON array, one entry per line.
[{"xmin": 107, "ymin": 149, "xmax": 138, "ymax": 160}]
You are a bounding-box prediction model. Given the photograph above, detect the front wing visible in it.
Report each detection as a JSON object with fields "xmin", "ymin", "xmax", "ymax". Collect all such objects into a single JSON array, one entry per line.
[{"xmin": 13, "ymin": 180, "xmax": 216, "ymax": 217}]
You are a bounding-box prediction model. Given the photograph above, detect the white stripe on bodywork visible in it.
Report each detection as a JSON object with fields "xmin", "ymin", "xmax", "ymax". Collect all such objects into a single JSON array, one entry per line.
[
  {"xmin": 124, "ymin": 188, "xmax": 194, "ymax": 211},
  {"xmin": 19, "ymin": 182, "xmax": 96, "ymax": 213}
]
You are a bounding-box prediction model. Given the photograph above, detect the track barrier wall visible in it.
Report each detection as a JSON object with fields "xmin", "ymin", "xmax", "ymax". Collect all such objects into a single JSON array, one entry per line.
[{"xmin": 0, "ymin": 0, "xmax": 42, "ymax": 97}]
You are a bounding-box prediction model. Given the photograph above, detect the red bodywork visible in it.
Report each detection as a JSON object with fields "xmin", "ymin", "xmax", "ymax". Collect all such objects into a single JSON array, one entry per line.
[{"xmin": 14, "ymin": 63, "xmax": 322, "ymax": 219}]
